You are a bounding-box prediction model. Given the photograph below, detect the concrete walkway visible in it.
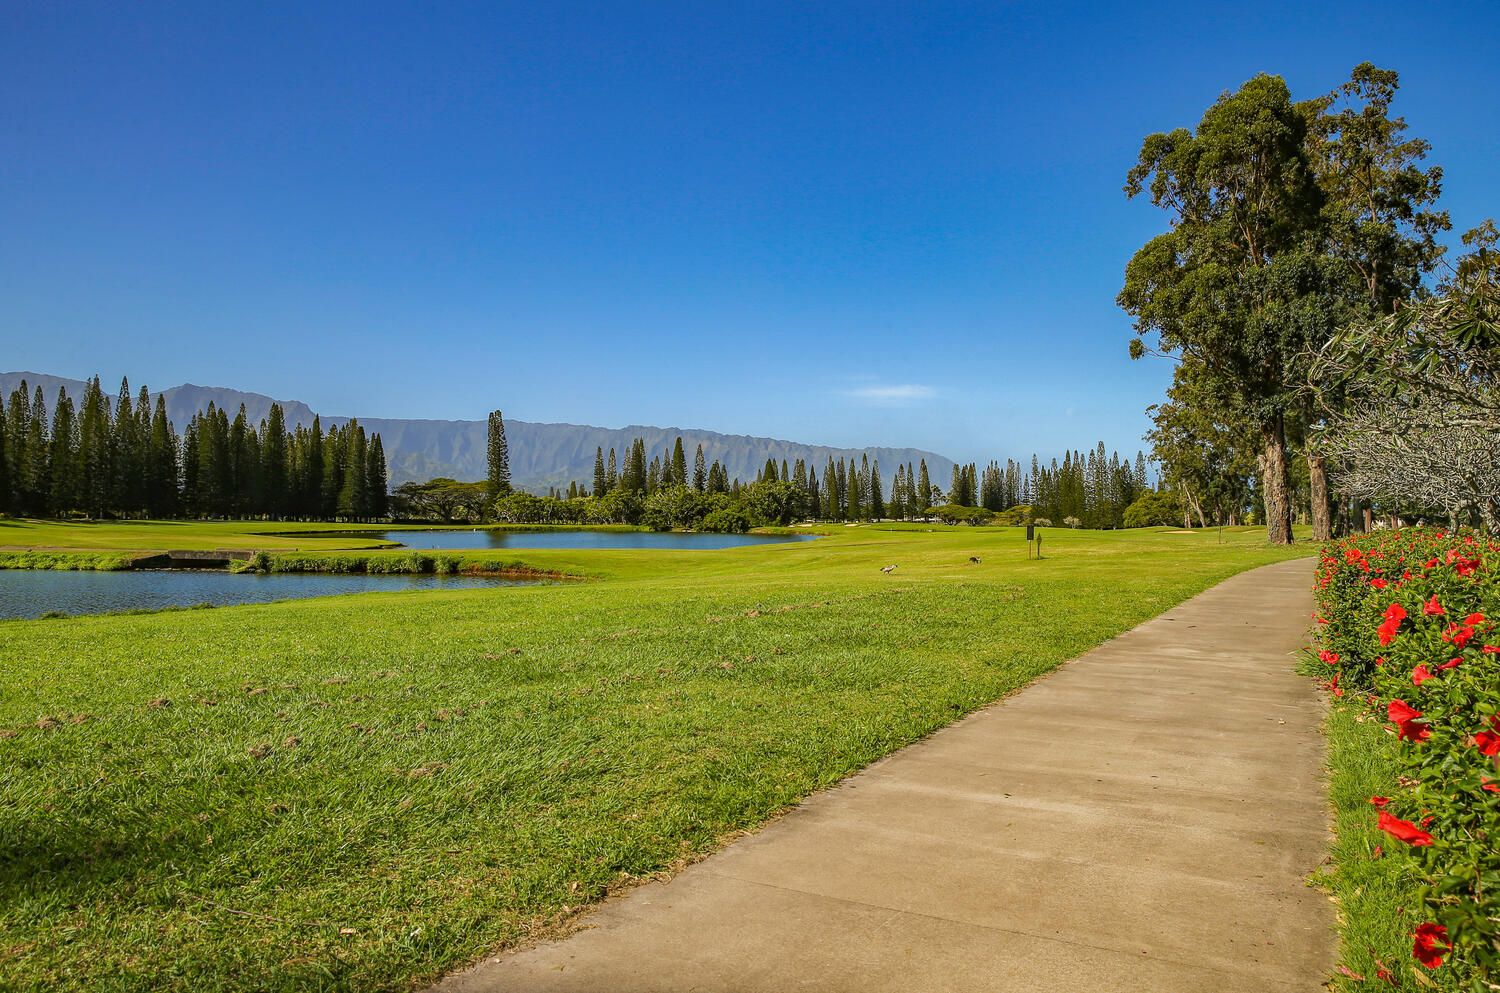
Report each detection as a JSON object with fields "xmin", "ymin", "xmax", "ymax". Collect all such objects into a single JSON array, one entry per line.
[{"xmin": 435, "ymin": 558, "xmax": 1334, "ymax": 993}]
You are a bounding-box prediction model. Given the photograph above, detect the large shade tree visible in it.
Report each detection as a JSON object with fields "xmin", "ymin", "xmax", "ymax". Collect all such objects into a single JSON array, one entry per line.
[
  {"xmin": 1120, "ymin": 73, "xmax": 1327, "ymax": 544},
  {"xmin": 1300, "ymin": 63, "xmax": 1449, "ymax": 537}
]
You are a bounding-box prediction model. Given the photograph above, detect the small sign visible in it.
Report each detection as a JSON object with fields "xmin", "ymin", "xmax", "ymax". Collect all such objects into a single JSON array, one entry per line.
[{"xmin": 1025, "ymin": 524, "xmax": 1035, "ymax": 541}]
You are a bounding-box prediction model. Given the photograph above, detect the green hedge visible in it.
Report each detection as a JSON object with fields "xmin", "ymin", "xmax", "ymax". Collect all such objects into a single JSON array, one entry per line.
[{"xmin": 1313, "ymin": 529, "xmax": 1499, "ymax": 988}]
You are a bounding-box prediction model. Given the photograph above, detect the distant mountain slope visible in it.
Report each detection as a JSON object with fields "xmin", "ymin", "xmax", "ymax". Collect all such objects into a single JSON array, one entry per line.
[{"xmin": 0, "ymin": 372, "xmax": 956, "ymax": 490}]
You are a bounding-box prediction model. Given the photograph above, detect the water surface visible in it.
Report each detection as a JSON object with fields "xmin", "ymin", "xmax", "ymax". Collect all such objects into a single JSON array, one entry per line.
[{"xmin": 0, "ymin": 570, "xmax": 536, "ymax": 621}]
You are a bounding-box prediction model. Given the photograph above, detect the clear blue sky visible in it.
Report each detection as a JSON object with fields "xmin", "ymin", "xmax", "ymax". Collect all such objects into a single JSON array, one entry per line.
[{"xmin": 2, "ymin": 2, "xmax": 1495, "ymax": 464}]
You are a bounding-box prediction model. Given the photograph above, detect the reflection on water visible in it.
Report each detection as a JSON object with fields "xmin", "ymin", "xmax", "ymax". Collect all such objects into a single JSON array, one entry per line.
[{"xmin": 0, "ymin": 569, "xmax": 537, "ymax": 620}]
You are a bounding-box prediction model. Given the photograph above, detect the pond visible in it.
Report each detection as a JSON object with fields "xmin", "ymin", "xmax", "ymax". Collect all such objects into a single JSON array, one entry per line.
[
  {"xmin": 374, "ymin": 529, "xmax": 818, "ymax": 551},
  {"xmin": 0, "ymin": 570, "xmax": 539, "ymax": 621}
]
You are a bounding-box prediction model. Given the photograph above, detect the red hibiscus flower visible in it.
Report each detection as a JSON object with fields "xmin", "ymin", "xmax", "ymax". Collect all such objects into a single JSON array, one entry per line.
[
  {"xmin": 1388, "ymin": 700, "xmax": 1430, "ymax": 742},
  {"xmin": 1475, "ymin": 717, "xmax": 1500, "ymax": 757},
  {"xmin": 1423, "ymin": 596, "xmax": 1445, "ymax": 616},
  {"xmin": 1378, "ymin": 619, "xmax": 1400, "ymax": 647},
  {"xmin": 1371, "ymin": 577, "xmax": 1388, "ymax": 589},
  {"xmin": 1412, "ymin": 665, "xmax": 1434, "ymax": 686},
  {"xmin": 1318, "ymin": 650, "xmax": 1339, "ymax": 664},
  {"xmin": 1368, "ymin": 796, "xmax": 1390, "ymax": 807},
  {"xmin": 1413, "ymin": 923, "xmax": 1449, "ymax": 969},
  {"xmin": 1439, "ymin": 657, "xmax": 1462, "ymax": 670},
  {"xmin": 1446, "ymin": 625, "xmax": 1475, "ymax": 648},
  {"xmin": 1378, "ymin": 810, "xmax": 1435, "ymax": 846},
  {"xmin": 1464, "ymin": 612, "xmax": 1486, "ymax": 625}
]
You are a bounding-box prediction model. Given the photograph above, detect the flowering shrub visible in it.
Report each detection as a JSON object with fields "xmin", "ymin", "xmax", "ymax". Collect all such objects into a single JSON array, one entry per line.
[{"xmin": 1313, "ymin": 528, "xmax": 1500, "ymax": 986}]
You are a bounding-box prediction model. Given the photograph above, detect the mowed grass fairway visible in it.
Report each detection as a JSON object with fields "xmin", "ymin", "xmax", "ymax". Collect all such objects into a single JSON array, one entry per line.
[
  {"xmin": 0, "ymin": 518, "xmax": 460, "ymax": 555},
  {"xmin": 2, "ymin": 524, "xmax": 1307, "ymax": 992}
]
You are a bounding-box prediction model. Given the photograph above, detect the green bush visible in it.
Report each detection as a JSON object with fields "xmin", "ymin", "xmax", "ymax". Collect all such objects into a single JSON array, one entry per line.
[
  {"xmin": 1313, "ymin": 529, "xmax": 1499, "ymax": 986},
  {"xmin": 928, "ymin": 504, "xmax": 994, "ymax": 526},
  {"xmin": 1123, "ymin": 490, "xmax": 1180, "ymax": 528},
  {"xmin": 700, "ymin": 507, "xmax": 750, "ymax": 533}
]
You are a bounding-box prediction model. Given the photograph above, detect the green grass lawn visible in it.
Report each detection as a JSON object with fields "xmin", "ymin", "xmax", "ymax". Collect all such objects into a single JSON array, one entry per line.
[
  {"xmin": 0, "ymin": 517, "xmax": 530, "ymax": 554},
  {"xmin": 1311, "ymin": 688, "xmax": 1425, "ymax": 990},
  {"xmin": 1, "ymin": 523, "xmax": 1309, "ymax": 992}
]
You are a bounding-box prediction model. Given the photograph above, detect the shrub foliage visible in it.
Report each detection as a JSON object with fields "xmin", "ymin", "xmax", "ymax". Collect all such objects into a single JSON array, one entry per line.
[{"xmin": 1313, "ymin": 528, "xmax": 1500, "ymax": 986}]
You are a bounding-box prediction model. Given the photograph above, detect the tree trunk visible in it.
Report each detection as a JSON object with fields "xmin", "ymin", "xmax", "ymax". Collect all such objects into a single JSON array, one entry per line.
[
  {"xmin": 1307, "ymin": 451, "xmax": 1332, "ymax": 541},
  {"xmin": 1260, "ymin": 416, "xmax": 1293, "ymax": 545},
  {"xmin": 1480, "ymin": 498, "xmax": 1500, "ymax": 536}
]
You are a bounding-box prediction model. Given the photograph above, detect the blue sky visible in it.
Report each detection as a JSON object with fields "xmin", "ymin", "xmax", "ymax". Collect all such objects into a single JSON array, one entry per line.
[{"xmin": 2, "ymin": 2, "xmax": 1496, "ymax": 464}]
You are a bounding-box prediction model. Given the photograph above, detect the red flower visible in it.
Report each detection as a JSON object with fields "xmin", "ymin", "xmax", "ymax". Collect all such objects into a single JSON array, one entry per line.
[
  {"xmin": 1449, "ymin": 626, "xmax": 1474, "ymax": 648},
  {"xmin": 1464, "ymin": 612, "xmax": 1486, "ymax": 625},
  {"xmin": 1388, "ymin": 700, "xmax": 1430, "ymax": 742},
  {"xmin": 1388, "ymin": 699, "xmax": 1420, "ymax": 722},
  {"xmin": 1423, "ymin": 595, "xmax": 1445, "ymax": 616},
  {"xmin": 1385, "ymin": 603, "xmax": 1408, "ymax": 622},
  {"xmin": 1378, "ymin": 619, "xmax": 1400, "ymax": 646},
  {"xmin": 1475, "ymin": 717, "xmax": 1500, "ymax": 757},
  {"xmin": 1318, "ymin": 650, "xmax": 1339, "ymax": 664},
  {"xmin": 1369, "ymin": 796, "xmax": 1390, "ymax": 807},
  {"xmin": 1412, "ymin": 665, "xmax": 1434, "ymax": 686},
  {"xmin": 1482, "ymin": 779, "xmax": 1500, "ymax": 794},
  {"xmin": 1377, "ymin": 810, "xmax": 1435, "ymax": 846},
  {"xmin": 1371, "ymin": 577, "xmax": 1388, "ymax": 589},
  {"xmin": 1413, "ymin": 922, "xmax": 1449, "ymax": 969},
  {"xmin": 1439, "ymin": 657, "xmax": 1462, "ymax": 670}
]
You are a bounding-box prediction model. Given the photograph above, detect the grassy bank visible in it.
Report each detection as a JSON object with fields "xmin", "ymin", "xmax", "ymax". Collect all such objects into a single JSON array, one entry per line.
[
  {"xmin": 0, "ymin": 550, "xmax": 139, "ymax": 570},
  {"xmin": 1, "ymin": 524, "xmax": 1309, "ymax": 992},
  {"xmin": 1314, "ymin": 691, "xmax": 1420, "ymax": 989}
]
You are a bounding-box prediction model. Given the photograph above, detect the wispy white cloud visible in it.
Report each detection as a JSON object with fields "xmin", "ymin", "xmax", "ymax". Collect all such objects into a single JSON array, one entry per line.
[{"xmin": 842, "ymin": 383, "xmax": 937, "ymax": 405}]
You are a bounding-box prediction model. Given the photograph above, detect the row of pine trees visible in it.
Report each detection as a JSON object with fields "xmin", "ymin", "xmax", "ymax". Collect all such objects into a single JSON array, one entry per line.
[
  {"xmin": 0, "ymin": 377, "xmax": 388, "ymax": 520},
  {"xmin": 557, "ymin": 437, "xmax": 1154, "ymax": 526}
]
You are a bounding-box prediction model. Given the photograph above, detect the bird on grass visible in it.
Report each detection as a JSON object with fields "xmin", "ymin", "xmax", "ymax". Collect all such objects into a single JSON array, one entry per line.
[
  {"xmin": 969, "ymin": 556, "xmax": 982, "ymax": 564},
  {"xmin": 880, "ymin": 564, "xmax": 897, "ymax": 574}
]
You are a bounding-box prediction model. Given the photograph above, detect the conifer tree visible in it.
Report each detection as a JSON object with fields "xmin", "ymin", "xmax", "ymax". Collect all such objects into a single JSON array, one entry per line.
[
  {"xmin": 870, "ymin": 458, "xmax": 884, "ymax": 520},
  {"xmin": 762, "ymin": 457, "xmax": 778, "ymax": 483},
  {"xmin": 112, "ymin": 378, "xmax": 142, "ymax": 514},
  {"xmin": 917, "ymin": 460, "xmax": 932, "ymax": 513},
  {"xmin": 4, "ymin": 386, "xmax": 28, "ymax": 514},
  {"xmin": 486, "ymin": 410, "xmax": 511, "ymax": 498},
  {"xmin": 76, "ymin": 378, "xmax": 114, "ymax": 518},
  {"xmin": 305, "ymin": 417, "xmax": 325, "ymax": 519},
  {"xmin": 593, "ymin": 446, "xmax": 607, "ymax": 497},
  {"xmin": 24, "ymin": 385, "xmax": 50, "ymax": 516},
  {"xmin": 670, "ymin": 437, "xmax": 688, "ymax": 488},
  {"xmin": 366, "ymin": 434, "xmax": 388, "ymax": 517},
  {"xmin": 607, "ymin": 447, "xmax": 618, "ymax": 491},
  {"xmin": 148, "ymin": 394, "xmax": 178, "ymax": 517},
  {"xmin": 0, "ymin": 393, "xmax": 8, "ymax": 515},
  {"xmin": 840, "ymin": 459, "xmax": 852, "ymax": 522},
  {"xmin": 856, "ymin": 454, "xmax": 871, "ymax": 519},
  {"xmin": 823, "ymin": 457, "xmax": 838, "ymax": 520},
  {"xmin": 262, "ymin": 403, "xmax": 289, "ymax": 518},
  {"xmin": 807, "ymin": 467, "xmax": 820, "ymax": 515},
  {"xmin": 337, "ymin": 421, "xmax": 369, "ymax": 519},
  {"xmin": 692, "ymin": 444, "xmax": 706, "ymax": 491},
  {"xmin": 48, "ymin": 389, "xmax": 78, "ymax": 515}
]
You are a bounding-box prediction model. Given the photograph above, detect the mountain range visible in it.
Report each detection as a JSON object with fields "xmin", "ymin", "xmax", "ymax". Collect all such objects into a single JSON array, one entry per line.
[{"xmin": 0, "ymin": 372, "xmax": 957, "ymax": 491}]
